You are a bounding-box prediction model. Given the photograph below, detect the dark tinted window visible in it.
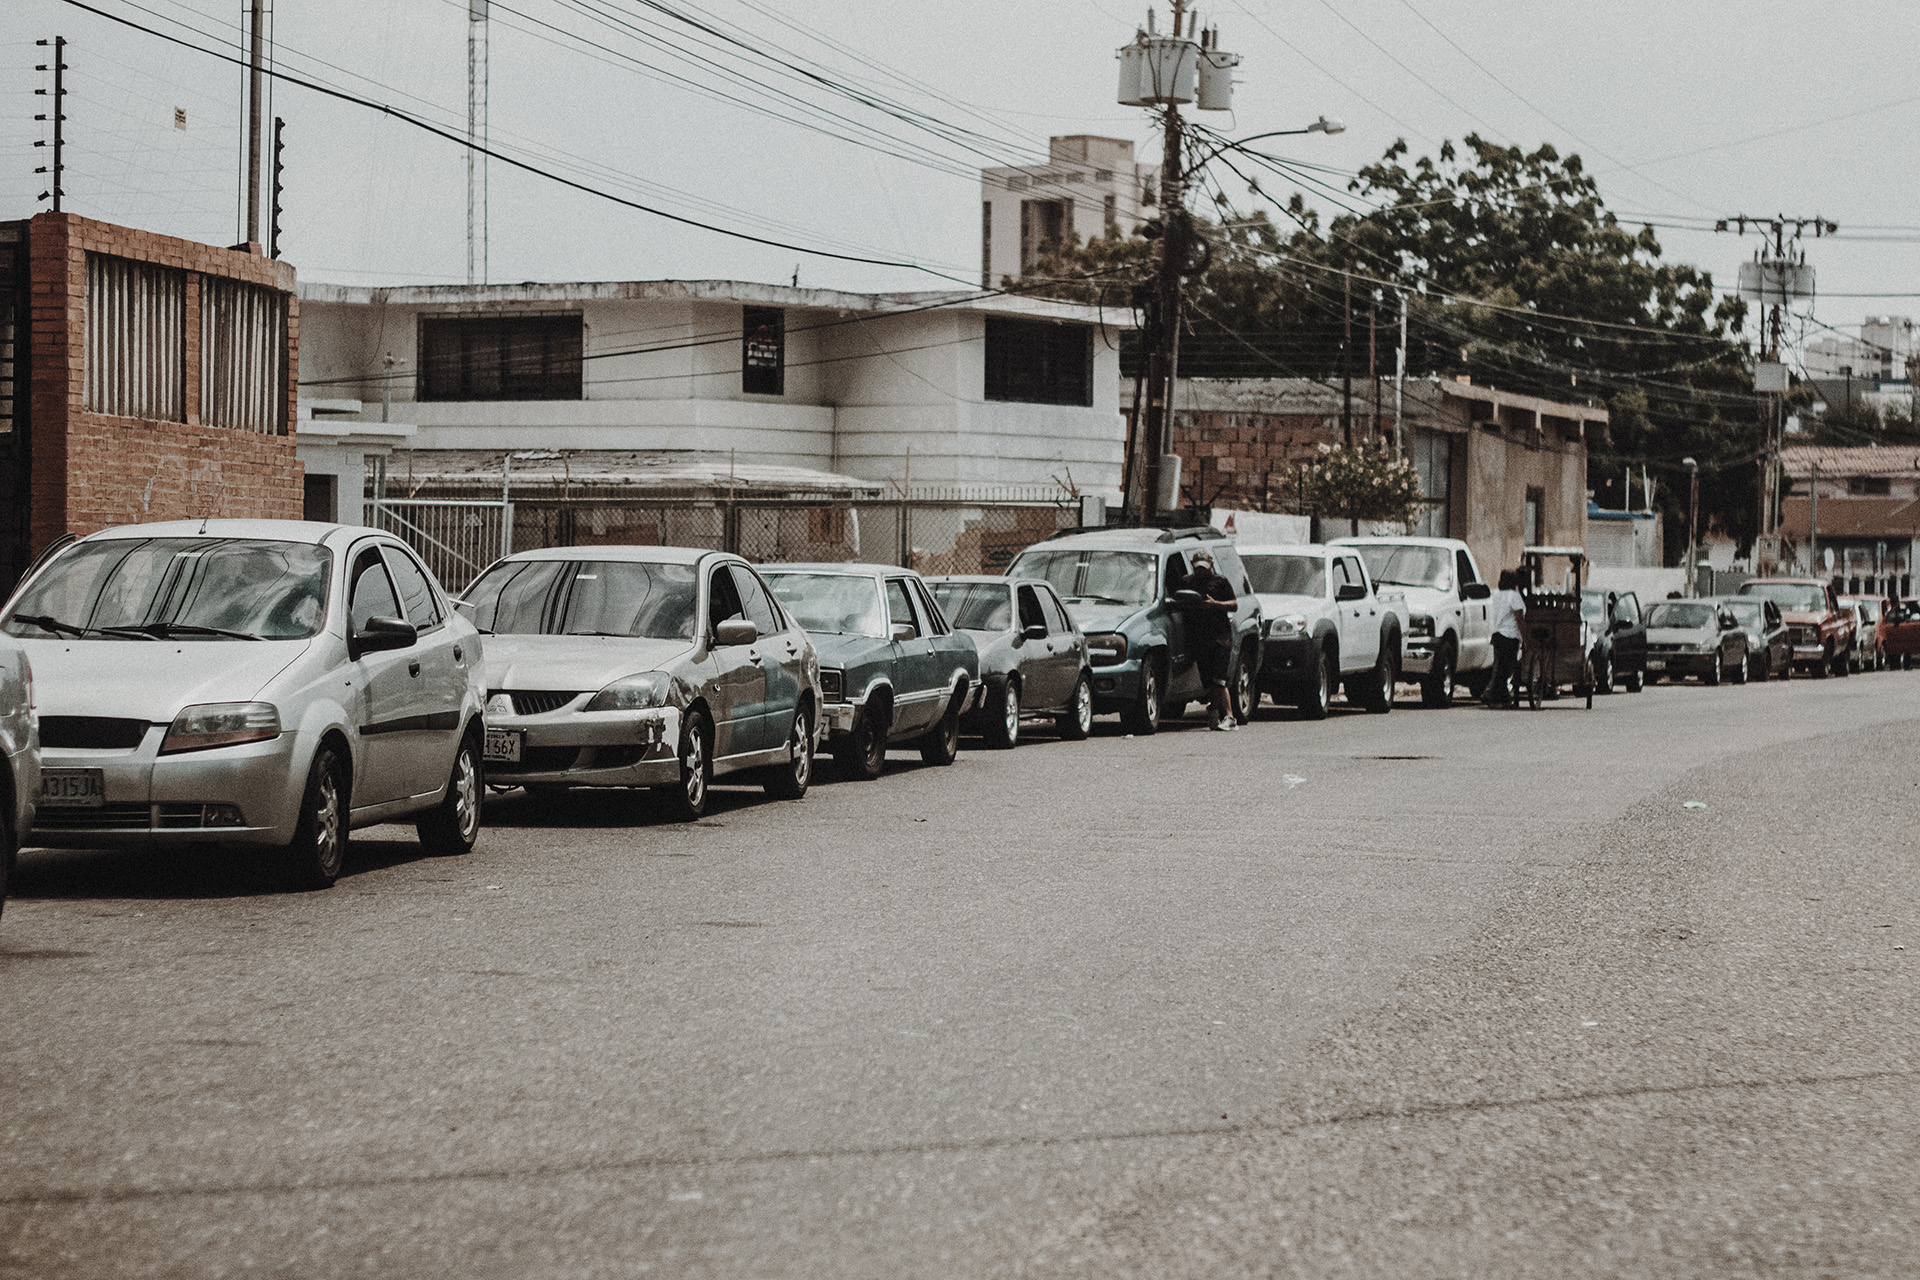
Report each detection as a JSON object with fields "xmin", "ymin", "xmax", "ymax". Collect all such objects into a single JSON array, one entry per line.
[
  {"xmin": 1017, "ymin": 585, "xmax": 1046, "ymax": 631},
  {"xmin": 418, "ymin": 315, "xmax": 583, "ymax": 401},
  {"xmin": 731, "ymin": 565, "xmax": 782, "ymax": 635},
  {"xmin": 709, "ymin": 566, "xmax": 746, "ymax": 628},
  {"xmin": 350, "ymin": 552, "xmax": 402, "ymax": 632},
  {"xmin": 381, "ymin": 546, "xmax": 442, "ymax": 628},
  {"xmin": 984, "ymin": 318, "xmax": 1092, "ymax": 406}
]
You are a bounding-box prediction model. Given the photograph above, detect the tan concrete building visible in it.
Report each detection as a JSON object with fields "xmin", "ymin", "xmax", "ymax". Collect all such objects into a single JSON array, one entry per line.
[
  {"xmin": 1161, "ymin": 376, "xmax": 1607, "ymax": 576},
  {"xmin": 980, "ymin": 136, "xmax": 1158, "ymax": 286},
  {"xmin": 1779, "ymin": 444, "xmax": 1919, "ymax": 595}
]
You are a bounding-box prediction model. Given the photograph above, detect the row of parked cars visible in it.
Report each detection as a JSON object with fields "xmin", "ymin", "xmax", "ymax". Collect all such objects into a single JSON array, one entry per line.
[{"xmin": 0, "ymin": 517, "xmax": 1907, "ymax": 915}]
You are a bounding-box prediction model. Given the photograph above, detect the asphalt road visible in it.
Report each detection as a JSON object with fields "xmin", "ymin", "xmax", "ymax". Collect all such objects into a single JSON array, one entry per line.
[{"xmin": 3, "ymin": 670, "xmax": 1917, "ymax": 1278}]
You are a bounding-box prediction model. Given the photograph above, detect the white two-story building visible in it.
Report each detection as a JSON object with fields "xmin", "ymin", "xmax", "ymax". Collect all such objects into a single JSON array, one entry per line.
[{"xmin": 296, "ymin": 278, "xmax": 1130, "ymax": 503}]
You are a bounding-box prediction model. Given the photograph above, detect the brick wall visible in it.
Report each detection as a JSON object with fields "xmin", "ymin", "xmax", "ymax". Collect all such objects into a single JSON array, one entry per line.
[
  {"xmin": 1171, "ymin": 408, "xmax": 1397, "ymax": 511},
  {"xmin": 25, "ymin": 212, "xmax": 302, "ymax": 553}
]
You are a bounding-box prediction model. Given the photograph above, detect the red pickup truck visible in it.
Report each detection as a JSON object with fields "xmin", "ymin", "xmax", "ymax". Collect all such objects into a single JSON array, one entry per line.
[
  {"xmin": 1884, "ymin": 599, "xmax": 1920, "ymax": 669},
  {"xmin": 1737, "ymin": 578, "xmax": 1854, "ymax": 677}
]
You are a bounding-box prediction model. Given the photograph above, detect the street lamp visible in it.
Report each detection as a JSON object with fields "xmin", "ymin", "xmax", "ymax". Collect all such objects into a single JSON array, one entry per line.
[
  {"xmin": 1186, "ymin": 117, "xmax": 1346, "ymax": 169},
  {"xmin": 1682, "ymin": 456, "xmax": 1700, "ymax": 595}
]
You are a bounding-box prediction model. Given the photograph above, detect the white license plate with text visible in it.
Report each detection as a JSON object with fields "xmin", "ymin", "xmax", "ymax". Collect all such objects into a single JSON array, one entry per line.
[
  {"xmin": 1647, "ymin": 659, "xmax": 1665, "ymax": 670},
  {"xmin": 40, "ymin": 768, "xmax": 106, "ymax": 808},
  {"xmin": 483, "ymin": 729, "xmax": 523, "ymax": 763}
]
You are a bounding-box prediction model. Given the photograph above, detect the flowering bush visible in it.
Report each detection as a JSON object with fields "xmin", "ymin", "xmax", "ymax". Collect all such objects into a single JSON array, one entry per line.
[{"xmin": 1293, "ymin": 441, "xmax": 1425, "ymax": 527}]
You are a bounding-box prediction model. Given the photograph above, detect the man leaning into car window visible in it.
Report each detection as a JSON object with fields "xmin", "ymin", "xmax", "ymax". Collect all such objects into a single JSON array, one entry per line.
[{"xmin": 1176, "ymin": 549, "xmax": 1240, "ymax": 732}]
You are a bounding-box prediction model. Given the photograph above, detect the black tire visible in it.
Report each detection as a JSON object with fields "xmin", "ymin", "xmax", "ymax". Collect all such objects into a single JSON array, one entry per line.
[
  {"xmin": 1592, "ymin": 653, "xmax": 1613, "ymax": 695},
  {"xmin": 282, "ymin": 745, "xmax": 348, "ymax": 891},
  {"xmin": 1525, "ymin": 652, "xmax": 1545, "ymax": 709},
  {"xmin": 1732, "ymin": 647, "xmax": 1750, "ymax": 685},
  {"xmin": 1231, "ymin": 647, "xmax": 1257, "ymax": 723},
  {"xmin": 1296, "ymin": 645, "xmax": 1333, "ymax": 720},
  {"xmin": 763, "ymin": 702, "xmax": 814, "ymax": 800},
  {"xmin": 1460, "ymin": 669, "xmax": 1491, "ymax": 701},
  {"xmin": 1751, "ymin": 652, "xmax": 1769, "ymax": 682},
  {"xmin": 1704, "ymin": 649, "xmax": 1722, "ymax": 686},
  {"xmin": 417, "ymin": 732, "xmax": 483, "ymax": 857},
  {"xmin": 983, "ymin": 678, "xmax": 1020, "ymax": 750},
  {"xmin": 656, "ymin": 707, "xmax": 712, "ymax": 820},
  {"xmin": 1057, "ymin": 671, "xmax": 1094, "ymax": 740},
  {"xmin": 834, "ymin": 696, "xmax": 890, "ymax": 781},
  {"xmin": 1625, "ymin": 667, "xmax": 1644, "ymax": 692},
  {"xmin": 1814, "ymin": 648, "xmax": 1831, "ymax": 678},
  {"xmin": 0, "ymin": 798, "xmax": 15, "ymax": 924},
  {"xmin": 1421, "ymin": 641, "xmax": 1456, "ymax": 708},
  {"xmin": 918, "ymin": 692, "xmax": 962, "ymax": 765},
  {"xmin": 1353, "ymin": 642, "xmax": 1396, "ymax": 713},
  {"xmin": 1837, "ymin": 649, "xmax": 1853, "ymax": 677},
  {"xmin": 1121, "ymin": 657, "xmax": 1163, "ymax": 735}
]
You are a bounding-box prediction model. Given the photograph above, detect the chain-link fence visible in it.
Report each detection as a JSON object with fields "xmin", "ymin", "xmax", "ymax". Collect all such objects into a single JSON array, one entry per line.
[{"xmin": 380, "ymin": 490, "xmax": 1080, "ymax": 594}]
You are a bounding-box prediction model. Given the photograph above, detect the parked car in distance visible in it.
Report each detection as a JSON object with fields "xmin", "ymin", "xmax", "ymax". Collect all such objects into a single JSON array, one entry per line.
[
  {"xmin": 0, "ymin": 632, "xmax": 38, "ymax": 921},
  {"xmin": 1332, "ymin": 535, "xmax": 1494, "ymax": 705},
  {"xmin": 1839, "ymin": 595, "xmax": 1892, "ymax": 672},
  {"xmin": 459, "ymin": 547, "xmax": 819, "ymax": 819},
  {"xmin": 1580, "ymin": 587, "xmax": 1647, "ymax": 693},
  {"xmin": 2, "ymin": 520, "xmax": 488, "ymax": 889},
  {"xmin": 925, "ymin": 575, "xmax": 1092, "ymax": 748},
  {"xmin": 761, "ymin": 564, "xmax": 978, "ymax": 779},
  {"xmin": 1738, "ymin": 578, "xmax": 1852, "ymax": 677},
  {"xmin": 1712, "ymin": 595, "xmax": 1790, "ymax": 680},
  {"xmin": 1643, "ymin": 599, "xmax": 1749, "ymax": 685},
  {"xmin": 1884, "ymin": 599, "xmax": 1920, "ymax": 670},
  {"xmin": 1240, "ymin": 543, "xmax": 1408, "ymax": 718},
  {"xmin": 1006, "ymin": 525, "xmax": 1263, "ymax": 734}
]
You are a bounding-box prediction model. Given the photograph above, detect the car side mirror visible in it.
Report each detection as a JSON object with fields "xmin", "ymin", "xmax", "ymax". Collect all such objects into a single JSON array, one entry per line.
[
  {"xmin": 1022, "ymin": 623, "xmax": 1047, "ymax": 641},
  {"xmin": 352, "ymin": 615, "xmax": 417, "ymax": 657},
  {"xmin": 1335, "ymin": 582, "xmax": 1366, "ymax": 602},
  {"xmin": 1462, "ymin": 582, "xmax": 1491, "ymax": 601},
  {"xmin": 890, "ymin": 622, "xmax": 918, "ymax": 643},
  {"xmin": 714, "ymin": 618, "xmax": 758, "ymax": 647}
]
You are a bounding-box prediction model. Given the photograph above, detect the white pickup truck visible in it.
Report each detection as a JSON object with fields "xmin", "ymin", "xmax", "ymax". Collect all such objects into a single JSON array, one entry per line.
[
  {"xmin": 1240, "ymin": 543, "xmax": 1410, "ymax": 719},
  {"xmin": 1332, "ymin": 536, "xmax": 1494, "ymax": 706}
]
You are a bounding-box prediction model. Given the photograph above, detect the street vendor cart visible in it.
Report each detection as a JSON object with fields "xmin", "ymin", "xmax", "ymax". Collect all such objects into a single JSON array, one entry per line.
[{"xmin": 1518, "ymin": 545, "xmax": 1596, "ymax": 709}]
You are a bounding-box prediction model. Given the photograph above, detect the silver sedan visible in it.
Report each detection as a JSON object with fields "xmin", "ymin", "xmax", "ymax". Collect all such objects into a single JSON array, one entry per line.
[
  {"xmin": 0, "ymin": 631, "xmax": 38, "ymax": 918},
  {"xmin": 2, "ymin": 520, "xmax": 489, "ymax": 889},
  {"xmin": 925, "ymin": 575, "xmax": 1093, "ymax": 748},
  {"xmin": 461, "ymin": 547, "xmax": 821, "ymax": 820}
]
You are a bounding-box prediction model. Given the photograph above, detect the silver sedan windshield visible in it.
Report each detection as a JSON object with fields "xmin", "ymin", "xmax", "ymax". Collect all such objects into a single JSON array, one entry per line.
[
  {"xmin": 3, "ymin": 537, "xmax": 330, "ymax": 640},
  {"xmin": 464, "ymin": 559, "xmax": 697, "ymax": 639},
  {"xmin": 763, "ymin": 573, "xmax": 886, "ymax": 637}
]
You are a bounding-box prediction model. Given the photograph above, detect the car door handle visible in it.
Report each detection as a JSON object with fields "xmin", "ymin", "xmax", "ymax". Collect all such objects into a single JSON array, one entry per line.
[
  {"xmin": 408, "ymin": 660, "xmax": 421, "ymax": 677},
  {"xmin": 452, "ymin": 644, "xmax": 463, "ymax": 662}
]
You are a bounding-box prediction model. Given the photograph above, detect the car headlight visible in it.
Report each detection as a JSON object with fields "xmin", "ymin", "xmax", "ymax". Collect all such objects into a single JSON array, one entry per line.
[
  {"xmin": 1408, "ymin": 614, "xmax": 1435, "ymax": 637},
  {"xmin": 585, "ymin": 671, "xmax": 673, "ymax": 711},
  {"xmin": 160, "ymin": 702, "xmax": 281, "ymax": 754},
  {"xmin": 1265, "ymin": 614, "xmax": 1307, "ymax": 637},
  {"xmin": 1086, "ymin": 632, "xmax": 1128, "ymax": 664}
]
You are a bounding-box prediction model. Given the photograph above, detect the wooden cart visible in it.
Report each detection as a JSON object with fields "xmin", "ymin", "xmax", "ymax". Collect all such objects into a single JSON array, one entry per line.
[{"xmin": 1518, "ymin": 545, "xmax": 1596, "ymax": 709}]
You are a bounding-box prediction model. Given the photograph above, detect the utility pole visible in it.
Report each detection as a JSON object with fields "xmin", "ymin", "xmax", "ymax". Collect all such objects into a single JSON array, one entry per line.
[
  {"xmin": 1368, "ymin": 300, "xmax": 1380, "ymax": 440},
  {"xmin": 1683, "ymin": 457, "xmax": 1700, "ymax": 595},
  {"xmin": 33, "ymin": 37, "xmax": 66, "ymax": 212},
  {"xmin": 467, "ymin": 0, "xmax": 491, "ymax": 286},
  {"xmin": 1341, "ymin": 271, "xmax": 1353, "ymax": 448},
  {"xmin": 245, "ymin": 0, "xmax": 265, "ymax": 246},
  {"xmin": 1393, "ymin": 291, "xmax": 1408, "ymax": 454}
]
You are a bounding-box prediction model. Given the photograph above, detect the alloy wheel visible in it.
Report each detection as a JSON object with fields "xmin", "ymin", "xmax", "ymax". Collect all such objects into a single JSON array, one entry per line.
[
  {"xmin": 312, "ymin": 769, "xmax": 343, "ymax": 880},
  {"xmin": 451, "ymin": 745, "xmax": 480, "ymax": 843},
  {"xmin": 1002, "ymin": 681, "xmax": 1021, "ymax": 745},
  {"xmin": 683, "ymin": 727, "xmax": 707, "ymax": 811}
]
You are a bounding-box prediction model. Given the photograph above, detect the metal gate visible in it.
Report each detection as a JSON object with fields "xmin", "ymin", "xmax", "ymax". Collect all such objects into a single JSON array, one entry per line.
[{"xmin": 364, "ymin": 498, "xmax": 512, "ymax": 593}]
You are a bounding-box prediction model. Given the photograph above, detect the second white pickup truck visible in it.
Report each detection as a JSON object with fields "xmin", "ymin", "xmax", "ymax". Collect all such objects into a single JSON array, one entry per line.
[
  {"xmin": 1332, "ymin": 535, "xmax": 1494, "ymax": 706},
  {"xmin": 1241, "ymin": 543, "xmax": 1409, "ymax": 719}
]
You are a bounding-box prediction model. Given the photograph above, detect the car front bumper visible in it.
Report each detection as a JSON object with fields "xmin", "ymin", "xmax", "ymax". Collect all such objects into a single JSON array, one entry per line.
[
  {"xmin": 1257, "ymin": 634, "xmax": 1318, "ymax": 690},
  {"xmin": 482, "ymin": 706, "xmax": 683, "ymax": 787},
  {"xmin": 1645, "ymin": 651, "xmax": 1720, "ymax": 677},
  {"xmin": 1089, "ymin": 658, "xmax": 1145, "ymax": 712},
  {"xmin": 30, "ymin": 728, "xmax": 306, "ymax": 848}
]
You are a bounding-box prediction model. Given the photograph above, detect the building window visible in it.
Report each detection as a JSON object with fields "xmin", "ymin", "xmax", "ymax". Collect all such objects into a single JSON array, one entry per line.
[
  {"xmin": 1409, "ymin": 427, "xmax": 1451, "ymax": 537},
  {"xmin": 418, "ymin": 314, "xmax": 583, "ymax": 401},
  {"xmin": 1103, "ymin": 193, "xmax": 1118, "ymax": 236},
  {"xmin": 1020, "ymin": 199, "xmax": 1071, "ymax": 272},
  {"xmin": 1848, "ymin": 476, "xmax": 1892, "ymax": 495},
  {"xmin": 1525, "ymin": 487, "xmax": 1544, "ymax": 547},
  {"xmin": 85, "ymin": 253, "xmax": 186, "ymax": 421},
  {"xmin": 984, "ymin": 318, "xmax": 1092, "ymax": 406},
  {"xmin": 200, "ymin": 276, "xmax": 287, "ymax": 433},
  {"xmin": 303, "ymin": 473, "xmax": 337, "ymax": 522},
  {"xmin": 742, "ymin": 306, "xmax": 784, "ymax": 396}
]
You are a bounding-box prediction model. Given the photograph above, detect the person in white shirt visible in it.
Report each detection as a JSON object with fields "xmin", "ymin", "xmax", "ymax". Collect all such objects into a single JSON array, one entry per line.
[{"xmin": 1487, "ymin": 569, "xmax": 1527, "ymax": 705}]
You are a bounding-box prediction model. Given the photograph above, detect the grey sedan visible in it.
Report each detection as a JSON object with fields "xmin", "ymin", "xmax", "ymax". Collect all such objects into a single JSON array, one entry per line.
[
  {"xmin": 461, "ymin": 547, "xmax": 820, "ymax": 820},
  {"xmin": 926, "ymin": 575, "xmax": 1093, "ymax": 747}
]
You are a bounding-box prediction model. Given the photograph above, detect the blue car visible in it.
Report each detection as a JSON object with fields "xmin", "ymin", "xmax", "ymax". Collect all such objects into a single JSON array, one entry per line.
[
  {"xmin": 1006, "ymin": 526, "xmax": 1263, "ymax": 733},
  {"xmin": 761, "ymin": 564, "xmax": 980, "ymax": 779}
]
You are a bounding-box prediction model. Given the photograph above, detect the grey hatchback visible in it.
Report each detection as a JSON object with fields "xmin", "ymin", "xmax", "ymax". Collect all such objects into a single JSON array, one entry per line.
[{"xmin": 925, "ymin": 575, "xmax": 1093, "ymax": 747}]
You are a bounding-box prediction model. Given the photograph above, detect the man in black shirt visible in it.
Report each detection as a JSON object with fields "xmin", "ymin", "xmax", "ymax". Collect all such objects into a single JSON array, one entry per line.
[{"xmin": 1176, "ymin": 548, "xmax": 1240, "ymax": 731}]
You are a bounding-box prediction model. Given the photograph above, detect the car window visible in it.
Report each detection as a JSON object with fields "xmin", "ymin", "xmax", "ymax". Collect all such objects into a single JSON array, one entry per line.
[
  {"xmin": 909, "ymin": 578, "xmax": 949, "ymax": 635},
  {"xmin": 1617, "ymin": 593, "xmax": 1641, "ymax": 625},
  {"xmin": 350, "ymin": 550, "xmax": 403, "ymax": 633},
  {"xmin": 1164, "ymin": 554, "xmax": 1188, "ymax": 596},
  {"xmin": 1646, "ymin": 602, "xmax": 1714, "ymax": 629},
  {"xmin": 1039, "ymin": 586, "xmax": 1072, "ymax": 633},
  {"xmin": 1455, "ymin": 550, "xmax": 1478, "ymax": 588},
  {"xmin": 381, "ymin": 546, "xmax": 442, "ymax": 629},
  {"xmin": 1351, "ymin": 543, "xmax": 1449, "ymax": 590},
  {"xmin": 886, "ymin": 578, "xmax": 919, "ymax": 633},
  {"xmin": 1017, "ymin": 585, "xmax": 1046, "ymax": 632},
  {"xmin": 1244, "ymin": 554, "xmax": 1324, "ymax": 597},
  {"xmin": 1332, "ymin": 558, "xmax": 1354, "ymax": 588},
  {"xmin": 463, "ymin": 558, "xmax": 565, "ymax": 635},
  {"xmin": 762, "ymin": 573, "xmax": 887, "ymax": 637},
  {"xmin": 709, "ymin": 565, "xmax": 747, "ymax": 630},
  {"xmin": 930, "ymin": 581, "xmax": 1012, "ymax": 631},
  {"xmin": 731, "ymin": 565, "xmax": 782, "ymax": 636}
]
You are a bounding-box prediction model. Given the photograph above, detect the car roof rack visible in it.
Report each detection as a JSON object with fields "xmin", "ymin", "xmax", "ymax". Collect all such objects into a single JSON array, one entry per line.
[{"xmin": 1042, "ymin": 520, "xmax": 1227, "ymax": 544}]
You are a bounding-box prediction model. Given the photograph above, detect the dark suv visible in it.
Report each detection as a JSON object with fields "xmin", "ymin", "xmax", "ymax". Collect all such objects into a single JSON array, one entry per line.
[{"xmin": 1007, "ymin": 525, "xmax": 1263, "ymax": 734}]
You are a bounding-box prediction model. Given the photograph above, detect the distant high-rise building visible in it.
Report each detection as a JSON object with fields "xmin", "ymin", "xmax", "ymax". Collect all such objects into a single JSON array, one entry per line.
[
  {"xmin": 1805, "ymin": 315, "xmax": 1913, "ymax": 380},
  {"xmin": 980, "ymin": 137, "xmax": 1157, "ymax": 288}
]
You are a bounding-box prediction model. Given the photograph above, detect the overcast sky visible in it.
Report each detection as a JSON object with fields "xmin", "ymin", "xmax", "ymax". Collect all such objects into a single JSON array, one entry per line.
[{"xmin": 5, "ymin": 0, "xmax": 1916, "ymax": 364}]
